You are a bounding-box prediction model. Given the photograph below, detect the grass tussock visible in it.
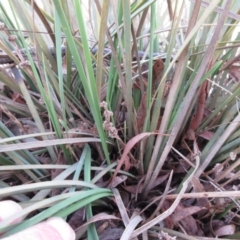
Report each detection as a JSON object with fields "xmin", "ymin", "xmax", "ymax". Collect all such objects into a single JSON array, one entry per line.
[{"xmin": 0, "ymin": 0, "xmax": 240, "ymax": 239}]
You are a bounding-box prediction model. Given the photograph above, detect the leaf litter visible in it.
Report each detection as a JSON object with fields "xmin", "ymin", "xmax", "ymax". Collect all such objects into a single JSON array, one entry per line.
[{"xmin": 1, "ymin": 1, "xmax": 240, "ymax": 239}]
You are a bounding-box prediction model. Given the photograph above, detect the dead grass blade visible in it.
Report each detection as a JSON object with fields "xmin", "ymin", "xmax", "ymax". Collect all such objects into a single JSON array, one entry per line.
[
  {"xmin": 165, "ymin": 191, "xmax": 240, "ymax": 199},
  {"xmin": 110, "ymin": 132, "xmax": 169, "ymax": 186},
  {"xmin": 120, "ymin": 215, "xmax": 143, "ymax": 240},
  {"xmin": 112, "ymin": 188, "xmax": 130, "ymax": 227},
  {"xmin": 75, "ymin": 213, "xmax": 120, "ymax": 239},
  {"xmin": 0, "ymin": 137, "xmax": 102, "ymax": 152}
]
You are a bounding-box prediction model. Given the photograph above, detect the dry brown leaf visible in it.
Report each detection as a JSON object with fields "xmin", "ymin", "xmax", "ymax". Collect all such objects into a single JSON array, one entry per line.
[
  {"xmin": 180, "ymin": 217, "xmax": 204, "ymax": 236},
  {"xmin": 198, "ymin": 131, "xmax": 214, "ymax": 140},
  {"xmin": 173, "ymin": 204, "xmax": 204, "ymax": 236},
  {"xmin": 214, "ymin": 224, "xmax": 236, "ymax": 237},
  {"xmin": 110, "ymin": 175, "xmax": 128, "ymax": 188},
  {"xmin": 175, "ymin": 156, "xmax": 192, "ymax": 173},
  {"xmin": 11, "ymin": 92, "xmax": 26, "ymax": 104},
  {"xmin": 123, "ymin": 173, "xmax": 169, "ymax": 194},
  {"xmin": 171, "ymin": 205, "xmax": 206, "ymax": 223},
  {"xmin": 162, "ymin": 200, "xmax": 204, "ymax": 236},
  {"xmin": 68, "ymin": 208, "xmax": 85, "ymax": 230},
  {"xmin": 191, "ymin": 177, "xmax": 211, "ymax": 218},
  {"xmin": 162, "ymin": 201, "xmax": 175, "ymax": 229},
  {"xmin": 99, "ymin": 228, "xmax": 124, "ymax": 240},
  {"xmin": 229, "ymin": 65, "xmax": 240, "ymax": 81}
]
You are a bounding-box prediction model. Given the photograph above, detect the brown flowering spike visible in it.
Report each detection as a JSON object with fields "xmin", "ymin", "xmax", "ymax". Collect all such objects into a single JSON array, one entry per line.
[
  {"xmin": 153, "ymin": 58, "xmax": 164, "ymax": 77},
  {"xmin": 136, "ymin": 58, "xmax": 164, "ymax": 131},
  {"xmin": 152, "ymin": 58, "xmax": 164, "ymax": 93},
  {"xmin": 136, "ymin": 91, "xmax": 147, "ymax": 131},
  {"xmin": 185, "ymin": 58, "xmax": 213, "ymax": 140}
]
